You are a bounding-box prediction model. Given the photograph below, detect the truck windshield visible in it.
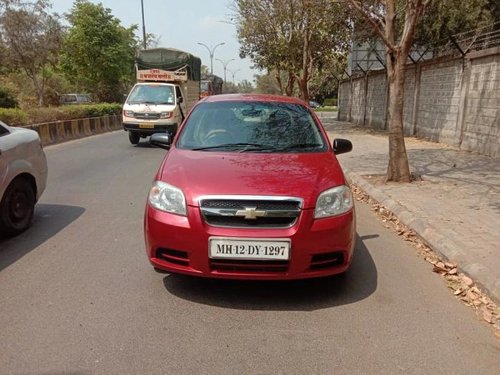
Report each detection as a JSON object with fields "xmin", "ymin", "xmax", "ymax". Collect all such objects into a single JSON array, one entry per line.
[{"xmin": 127, "ymin": 85, "xmax": 175, "ymax": 105}]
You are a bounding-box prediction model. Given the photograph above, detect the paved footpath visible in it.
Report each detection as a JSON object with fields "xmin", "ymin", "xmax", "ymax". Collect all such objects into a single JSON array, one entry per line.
[{"xmin": 321, "ymin": 116, "xmax": 500, "ymax": 304}]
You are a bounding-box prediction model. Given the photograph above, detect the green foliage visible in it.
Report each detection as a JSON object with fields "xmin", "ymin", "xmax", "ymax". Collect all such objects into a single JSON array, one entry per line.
[
  {"xmin": 0, "ymin": 1, "xmax": 63, "ymax": 106},
  {"xmin": 0, "ymin": 86, "xmax": 18, "ymax": 108},
  {"xmin": 254, "ymin": 73, "xmax": 282, "ymax": 95},
  {"xmin": 60, "ymin": 0, "xmax": 137, "ymax": 103},
  {"xmin": 0, "ymin": 103, "xmax": 121, "ymax": 126},
  {"xmin": 235, "ymin": 0, "xmax": 351, "ymax": 100},
  {"xmin": 413, "ymin": 0, "xmax": 496, "ymax": 46},
  {"xmin": 0, "ymin": 108, "xmax": 27, "ymax": 125},
  {"xmin": 323, "ymin": 98, "xmax": 337, "ymax": 107}
]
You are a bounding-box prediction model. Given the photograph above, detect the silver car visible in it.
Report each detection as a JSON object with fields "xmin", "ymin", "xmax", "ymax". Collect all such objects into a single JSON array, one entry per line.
[{"xmin": 0, "ymin": 121, "xmax": 48, "ymax": 236}]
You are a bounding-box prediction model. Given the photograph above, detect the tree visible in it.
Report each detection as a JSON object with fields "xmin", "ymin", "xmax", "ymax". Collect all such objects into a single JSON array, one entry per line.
[
  {"xmin": 254, "ymin": 72, "xmax": 283, "ymax": 95},
  {"xmin": 238, "ymin": 79, "xmax": 254, "ymax": 93},
  {"xmin": 0, "ymin": 0, "xmax": 63, "ymax": 106},
  {"xmin": 234, "ymin": 0, "xmax": 351, "ymax": 101},
  {"xmin": 347, "ymin": 0, "xmax": 429, "ymax": 183},
  {"xmin": 412, "ymin": 0, "xmax": 496, "ymax": 47},
  {"xmin": 308, "ymin": 52, "xmax": 346, "ymax": 101},
  {"xmin": 60, "ymin": 0, "xmax": 137, "ymax": 102}
]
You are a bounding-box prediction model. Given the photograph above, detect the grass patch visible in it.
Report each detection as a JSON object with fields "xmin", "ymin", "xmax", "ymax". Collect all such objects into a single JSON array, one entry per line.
[{"xmin": 315, "ymin": 106, "xmax": 337, "ymax": 112}]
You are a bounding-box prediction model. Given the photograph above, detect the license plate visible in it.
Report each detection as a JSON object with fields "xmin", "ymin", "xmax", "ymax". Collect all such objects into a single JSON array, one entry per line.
[
  {"xmin": 139, "ymin": 123, "xmax": 154, "ymax": 129},
  {"xmin": 209, "ymin": 237, "xmax": 290, "ymax": 260}
]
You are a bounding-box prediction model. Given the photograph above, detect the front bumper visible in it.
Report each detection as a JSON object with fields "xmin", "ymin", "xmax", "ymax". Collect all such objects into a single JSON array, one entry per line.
[
  {"xmin": 123, "ymin": 122, "xmax": 178, "ymax": 135},
  {"xmin": 144, "ymin": 204, "xmax": 356, "ymax": 280}
]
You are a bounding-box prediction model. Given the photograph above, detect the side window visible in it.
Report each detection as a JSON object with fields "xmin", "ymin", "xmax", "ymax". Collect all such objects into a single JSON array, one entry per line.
[
  {"xmin": 175, "ymin": 86, "xmax": 183, "ymax": 101},
  {"xmin": 0, "ymin": 123, "xmax": 10, "ymax": 137}
]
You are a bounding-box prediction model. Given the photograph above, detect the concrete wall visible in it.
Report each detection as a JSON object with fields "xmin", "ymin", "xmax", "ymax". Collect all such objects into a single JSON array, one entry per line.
[
  {"xmin": 339, "ymin": 47, "xmax": 500, "ymax": 157},
  {"xmin": 365, "ymin": 72, "xmax": 387, "ymax": 129},
  {"xmin": 22, "ymin": 115, "xmax": 122, "ymax": 146},
  {"xmin": 461, "ymin": 54, "xmax": 500, "ymax": 156}
]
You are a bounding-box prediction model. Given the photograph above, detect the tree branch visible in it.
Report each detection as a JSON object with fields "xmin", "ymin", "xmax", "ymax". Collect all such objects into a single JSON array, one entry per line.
[{"xmin": 347, "ymin": 0, "xmax": 396, "ymax": 52}]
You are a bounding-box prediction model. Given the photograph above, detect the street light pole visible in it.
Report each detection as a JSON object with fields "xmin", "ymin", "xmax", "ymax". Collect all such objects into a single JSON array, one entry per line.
[
  {"xmin": 197, "ymin": 42, "xmax": 225, "ymax": 74},
  {"xmin": 141, "ymin": 0, "xmax": 147, "ymax": 49},
  {"xmin": 216, "ymin": 58, "xmax": 235, "ymax": 92},
  {"xmin": 228, "ymin": 68, "xmax": 241, "ymax": 85}
]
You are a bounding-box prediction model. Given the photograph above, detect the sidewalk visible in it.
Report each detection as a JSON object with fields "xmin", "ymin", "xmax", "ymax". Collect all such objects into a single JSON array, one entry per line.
[{"xmin": 322, "ymin": 117, "xmax": 500, "ymax": 304}]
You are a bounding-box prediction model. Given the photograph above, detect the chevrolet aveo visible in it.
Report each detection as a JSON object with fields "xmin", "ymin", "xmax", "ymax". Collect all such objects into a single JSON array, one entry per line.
[{"xmin": 144, "ymin": 94, "xmax": 355, "ymax": 280}]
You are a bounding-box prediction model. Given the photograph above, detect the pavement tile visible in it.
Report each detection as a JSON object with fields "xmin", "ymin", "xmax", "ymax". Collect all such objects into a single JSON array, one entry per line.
[{"xmin": 323, "ymin": 117, "xmax": 500, "ymax": 304}]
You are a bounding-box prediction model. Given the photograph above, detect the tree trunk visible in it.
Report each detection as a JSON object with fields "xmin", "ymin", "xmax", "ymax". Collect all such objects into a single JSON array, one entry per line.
[
  {"xmin": 285, "ymin": 71, "xmax": 295, "ymax": 96},
  {"xmin": 275, "ymin": 69, "xmax": 284, "ymax": 95},
  {"xmin": 298, "ymin": 77, "xmax": 309, "ymax": 102},
  {"xmin": 386, "ymin": 53, "xmax": 411, "ymax": 182}
]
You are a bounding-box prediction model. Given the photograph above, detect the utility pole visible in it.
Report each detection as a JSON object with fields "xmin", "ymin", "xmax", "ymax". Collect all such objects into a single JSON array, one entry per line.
[
  {"xmin": 228, "ymin": 68, "xmax": 241, "ymax": 85},
  {"xmin": 216, "ymin": 58, "xmax": 235, "ymax": 92},
  {"xmin": 197, "ymin": 42, "xmax": 225, "ymax": 74},
  {"xmin": 141, "ymin": 0, "xmax": 147, "ymax": 49}
]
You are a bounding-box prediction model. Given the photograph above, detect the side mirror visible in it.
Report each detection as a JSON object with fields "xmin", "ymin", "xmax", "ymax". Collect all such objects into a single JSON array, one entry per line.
[
  {"xmin": 150, "ymin": 133, "xmax": 172, "ymax": 150},
  {"xmin": 333, "ymin": 138, "xmax": 352, "ymax": 155},
  {"xmin": 177, "ymin": 96, "xmax": 184, "ymax": 104}
]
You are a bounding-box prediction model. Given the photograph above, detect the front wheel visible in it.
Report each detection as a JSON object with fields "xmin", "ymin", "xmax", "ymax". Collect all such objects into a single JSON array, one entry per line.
[
  {"xmin": 128, "ymin": 131, "xmax": 140, "ymax": 145},
  {"xmin": 0, "ymin": 177, "xmax": 36, "ymax": 237}
]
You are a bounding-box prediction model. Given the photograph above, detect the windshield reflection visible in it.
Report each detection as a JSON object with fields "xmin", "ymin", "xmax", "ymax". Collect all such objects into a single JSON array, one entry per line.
[{"xmin": 177, "ymin": 101, "xmax": 327, "ymax": 153}]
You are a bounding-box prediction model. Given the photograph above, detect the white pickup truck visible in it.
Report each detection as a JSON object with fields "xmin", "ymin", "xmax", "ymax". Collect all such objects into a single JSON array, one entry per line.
[{"xmin": 122, "ymin": 48, "xmax": 201, "ymax": 145}]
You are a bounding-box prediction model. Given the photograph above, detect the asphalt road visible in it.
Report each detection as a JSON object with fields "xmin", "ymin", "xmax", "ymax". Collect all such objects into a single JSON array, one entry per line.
[{"xmin": 1, "ymin": 131, "xmax": 499, "ymax": 375}]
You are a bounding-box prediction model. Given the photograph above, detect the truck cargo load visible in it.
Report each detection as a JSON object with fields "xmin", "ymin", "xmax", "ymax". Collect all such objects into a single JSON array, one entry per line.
[{"xmin": 136, "ymin": 48, "xmax": 202, "ymax": 81}]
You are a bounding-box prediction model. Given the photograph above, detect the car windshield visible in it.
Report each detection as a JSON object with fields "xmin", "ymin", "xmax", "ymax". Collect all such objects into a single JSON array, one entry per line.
[
  {"xmin": 127, "ymin": 84, "xmax": 175, "ymax": 105},
  {"xmin": 176, "ymin": 101, "xmax": 327, "ymax": 153}
]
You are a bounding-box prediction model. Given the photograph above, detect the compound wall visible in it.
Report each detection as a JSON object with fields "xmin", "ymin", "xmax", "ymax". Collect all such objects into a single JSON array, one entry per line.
[{"xmin": 339, "ymin": 47, "xmax": 500, "ymax": 157}]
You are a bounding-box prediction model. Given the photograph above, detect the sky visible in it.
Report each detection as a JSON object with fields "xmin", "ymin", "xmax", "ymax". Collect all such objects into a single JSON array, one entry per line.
[{"xmin": 50, "ymin": 0, "xmax": 260, "ymax": 84}]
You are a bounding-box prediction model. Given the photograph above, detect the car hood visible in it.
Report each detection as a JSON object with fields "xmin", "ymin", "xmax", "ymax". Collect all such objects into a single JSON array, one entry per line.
[{"xmin": 156, "ymin": 148, "xmax": 347, "ymax": 208}]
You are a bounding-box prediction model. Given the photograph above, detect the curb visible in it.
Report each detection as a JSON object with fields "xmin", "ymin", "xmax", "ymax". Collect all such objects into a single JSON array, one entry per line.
[{"xmin": 345, "ymin": 170, "xmax": 500, "ymax": 305}]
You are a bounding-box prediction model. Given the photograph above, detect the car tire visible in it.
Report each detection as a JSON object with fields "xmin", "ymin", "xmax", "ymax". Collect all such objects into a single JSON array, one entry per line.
[
  {"xmin": 0, "ymin": 176, "xmax": 36, "ymax": 236},
  {"xmin": 128, "ymin": 131, "xmax": 140, "ymax": 145}
]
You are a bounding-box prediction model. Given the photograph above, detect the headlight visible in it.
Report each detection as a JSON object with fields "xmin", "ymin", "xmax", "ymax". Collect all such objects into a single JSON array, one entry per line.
[
  {"xmin": 160, "ymin": 112, "xmax": 173, "ymax": 119},
  {"xmin": 123, "ymin": 110, "xmax": 134, "ymax": 117},
  {"xmin": 148, "ymin": 181, "xmax": 186, "ymax": 216},
  {"xmin": 314, "ymin": 185, "xmax": 353, "ymax": 219}
]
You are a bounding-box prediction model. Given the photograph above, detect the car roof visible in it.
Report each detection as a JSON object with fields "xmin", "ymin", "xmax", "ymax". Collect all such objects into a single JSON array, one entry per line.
[{"xmin": 201, "ymin": 93, "xmax": 308, "ymax": 106}]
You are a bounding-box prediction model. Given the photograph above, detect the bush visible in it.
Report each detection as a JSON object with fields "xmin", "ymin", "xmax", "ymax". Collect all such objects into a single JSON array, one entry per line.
[
  {"xmin": 26, "ymin": 103, "xmax": 122, "ymax": 124},
  {"xmin": 0, "ymin": 108, "xmax": 28, "ymax": 125},
  {"xmin": 323, "ymin": 98, "xmax": 337, "ymax": 107},
  {"xmin": 0, "ymin": 103, "xmax": 122, "ymax": 126},
  {"xmin": 0, "ymin": 87, "xmax": 19, "ymax": 109}
]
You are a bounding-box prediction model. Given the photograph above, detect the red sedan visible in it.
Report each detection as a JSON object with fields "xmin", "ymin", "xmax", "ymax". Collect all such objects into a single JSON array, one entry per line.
[{"xmin": 145, "ymin": 94, "xmax": 355, "ymax": 280}]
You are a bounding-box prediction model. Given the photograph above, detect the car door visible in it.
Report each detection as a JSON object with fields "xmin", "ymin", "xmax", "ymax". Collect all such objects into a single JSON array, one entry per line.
[
  {"xmin": 175, "ymin": 85, "xmax": 186, "ymax": 122},
  {"xmin": 0, "ymin": 122, "xmax": 13, "ymax": 196}
]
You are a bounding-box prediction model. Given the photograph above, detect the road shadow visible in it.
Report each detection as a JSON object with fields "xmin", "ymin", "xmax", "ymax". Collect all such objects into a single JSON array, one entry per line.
[
  {"xmin": 0, "ymin": 204, "xmax": 85, "ymax": 271},
  {"xmin": 162, "ymin": 234, "xmax": 377, "ymax": 311},
  {"xmin": 135, "ymin": 141, "xmax": 158, "ymax": 149}
]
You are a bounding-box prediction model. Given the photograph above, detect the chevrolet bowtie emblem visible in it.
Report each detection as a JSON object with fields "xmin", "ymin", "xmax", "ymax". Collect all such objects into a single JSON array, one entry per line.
[{"xmin": 235, "ymin": 207, "xmax": 266, "ymax": 220}]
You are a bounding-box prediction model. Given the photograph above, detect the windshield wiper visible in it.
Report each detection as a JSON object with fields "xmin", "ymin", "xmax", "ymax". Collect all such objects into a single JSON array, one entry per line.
[
  {"xmin": 274, "ymin": 143, "xmax": 324, "ymax": 151},
  {"xmin": 191, "ymin": 143, "xmax": 278, "ymax": 151}
]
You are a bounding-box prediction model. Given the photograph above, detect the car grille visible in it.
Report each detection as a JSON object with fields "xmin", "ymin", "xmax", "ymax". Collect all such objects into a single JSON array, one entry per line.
[
  {"xmin": 200, "ymin": 197, "xmax": 302, "ymax": 228},
  {"xmin": 133, "ymin": 112, "xmax": 162, "ymax": 120},
  {"xmin": 210, "ymin": 259, "xmax": 289, "ymax": 273}
]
